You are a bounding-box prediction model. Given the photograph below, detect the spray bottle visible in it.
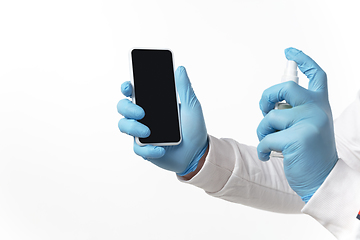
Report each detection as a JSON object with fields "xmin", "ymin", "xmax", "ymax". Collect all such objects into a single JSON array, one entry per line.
[
  {"xmin": 274, "ymin": 60, "xmax": 299, "ymax": 110},
  {"xmin": 270, "ymin": 60, "xmax": 299, "ymax": 158}
]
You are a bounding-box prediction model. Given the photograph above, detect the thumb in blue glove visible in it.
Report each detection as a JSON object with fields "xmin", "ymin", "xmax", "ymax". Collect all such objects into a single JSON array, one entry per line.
[
  {"xmin": 256, "ymin": 48, "xmax": 338, "ymax": 203},
  {"xmin": 117, "ymin": 66, "xmax": 208, "ymax": 175}
]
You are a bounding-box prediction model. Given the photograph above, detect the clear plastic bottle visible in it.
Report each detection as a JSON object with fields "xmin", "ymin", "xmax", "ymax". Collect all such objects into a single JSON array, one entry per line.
[{"xmin": 270, "ymin": 60, "xmax": 299, "ymax": 158}]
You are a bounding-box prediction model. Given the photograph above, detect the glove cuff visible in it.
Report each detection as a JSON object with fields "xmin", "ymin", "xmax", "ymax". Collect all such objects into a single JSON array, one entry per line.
[
  {"xmin": 301, "ymin": 193, "xmax": 314, "ymax": 203},
  {"xmin": 177, "ymin": 140, "xmax": 209, "ymax": 177}
]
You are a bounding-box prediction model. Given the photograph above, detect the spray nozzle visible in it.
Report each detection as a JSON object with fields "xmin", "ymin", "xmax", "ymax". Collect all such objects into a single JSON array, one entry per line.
[{"xmin": 281, "ymin": 60, "xmax": 299, "ymax": 84}]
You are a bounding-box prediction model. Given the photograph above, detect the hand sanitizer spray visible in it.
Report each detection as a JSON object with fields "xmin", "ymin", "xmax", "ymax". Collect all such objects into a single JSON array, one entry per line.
[
  {"xmin": 275, "ymin": 60, "xmax": 299, "ymax": 109},
  {"xmin": 271, "ymin": 60, "xmax": 299, "ymax": 158}
]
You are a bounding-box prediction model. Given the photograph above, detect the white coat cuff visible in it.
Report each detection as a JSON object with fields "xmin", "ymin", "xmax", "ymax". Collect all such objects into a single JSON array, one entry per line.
[
  {"xmin": 301, "ymin": 159, "xmax": 360, "ymax": 238},
  {"xmin": 177, "ymin": 135, "xmax": 235, "ymax": 193}
]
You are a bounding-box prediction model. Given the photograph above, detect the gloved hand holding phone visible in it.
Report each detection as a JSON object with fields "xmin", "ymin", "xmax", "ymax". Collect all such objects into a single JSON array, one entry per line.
[
  {"xmin": 257, "ymin": 48, "xmax": 339, "ymax": 203},
  {"xmin": 117, "ymin": 66, "xmax": 208, "ymax": 176}
]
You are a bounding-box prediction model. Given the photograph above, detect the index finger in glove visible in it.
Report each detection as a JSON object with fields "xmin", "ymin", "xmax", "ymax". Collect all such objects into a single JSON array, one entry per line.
[{"xmin": 285, "ymin": 48, "xmax": 328, "ymax": 94}]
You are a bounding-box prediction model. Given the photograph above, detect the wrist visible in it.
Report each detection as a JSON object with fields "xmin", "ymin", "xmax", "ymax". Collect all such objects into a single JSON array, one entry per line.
[
  {"xmin": 301, "ymin": 193, "xmax": 314, "ymax": 203},
  {"xmin": 301, "ymin": 157, "xmax": 338, "ymax": 203},
  {"xmin": 177, "ymin": 142, "xmax": 209, "ymax": 181}
]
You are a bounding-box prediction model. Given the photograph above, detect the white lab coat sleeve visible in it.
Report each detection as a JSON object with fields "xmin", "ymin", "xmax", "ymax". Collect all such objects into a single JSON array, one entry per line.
[
  {"xmin": 301, "ymin": 91, "xmax": 360, "ymax": 239},
  {"xmin": 178, "ymin": 91, "xmax": 360, "ymax": 238},
  {"xmin": 178, "ymin": 135, "xmax": 305, "ymax": 213}
]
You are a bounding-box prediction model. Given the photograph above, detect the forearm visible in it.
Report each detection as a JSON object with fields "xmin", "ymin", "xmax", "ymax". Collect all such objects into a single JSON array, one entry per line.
[{"xmin": 178, "ymin": 135, "xmax": 304, "ymax": 213}]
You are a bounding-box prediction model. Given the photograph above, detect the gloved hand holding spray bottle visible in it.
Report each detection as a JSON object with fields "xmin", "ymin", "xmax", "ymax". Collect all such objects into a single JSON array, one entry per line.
[{"xmin": 257, "ymin": 48, "xmax": 338, "ymax": 203}]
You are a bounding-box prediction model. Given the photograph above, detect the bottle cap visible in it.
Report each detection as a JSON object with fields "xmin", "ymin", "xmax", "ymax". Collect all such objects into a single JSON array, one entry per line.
[{"xmin": 281, "ymin": 60, "xmax": 299, "ymax": 84}]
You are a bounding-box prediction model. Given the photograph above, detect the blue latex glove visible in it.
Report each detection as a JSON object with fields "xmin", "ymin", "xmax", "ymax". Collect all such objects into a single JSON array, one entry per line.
[
  {"xmin": 257, "ymin": 48, "xmax": 338, "ymax": 203},
  {"xmin": 117, "ymin": 66, "xmax": 208, "ymax": 175}
]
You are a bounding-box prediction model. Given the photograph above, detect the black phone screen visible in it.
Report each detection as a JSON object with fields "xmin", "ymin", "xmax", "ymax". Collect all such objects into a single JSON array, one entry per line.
[{"xmin": 131, "ymin": 49, "xmax": 181, "ymax": 145}]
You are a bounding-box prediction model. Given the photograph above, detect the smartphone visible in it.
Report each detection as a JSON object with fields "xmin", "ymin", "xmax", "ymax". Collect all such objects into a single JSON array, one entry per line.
[{"xmin": 129, "ymin": 48, "xmax": 182, "ymax": 146}]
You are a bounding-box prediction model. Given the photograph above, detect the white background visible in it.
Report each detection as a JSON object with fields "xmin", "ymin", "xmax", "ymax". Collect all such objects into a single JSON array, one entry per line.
[{"xmin": 0, "ymin": 0, "xmax": 359, "ymax": 239}]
